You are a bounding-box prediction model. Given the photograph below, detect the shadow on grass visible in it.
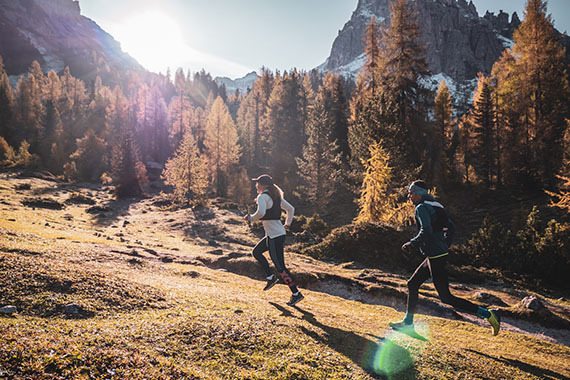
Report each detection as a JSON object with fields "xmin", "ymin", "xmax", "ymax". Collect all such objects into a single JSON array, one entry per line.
[
  {"xmin": 466, "ymin": 349, "xmax": 568, "ymax": 380},
  {"xmin": 91, "ymin": 196, "xmax": 140, "ymax": 227},
  {"xmin": 269, "ymin": 302, "xmax": 417, "ymax": 379}
]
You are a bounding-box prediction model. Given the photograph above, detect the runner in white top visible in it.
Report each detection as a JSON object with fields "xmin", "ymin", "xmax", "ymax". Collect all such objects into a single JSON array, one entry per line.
[
  {"xmin": 245, "ymin": 174, "xmax": 304, "ymax": 306},
  {"xmin": 250, "ymin": 191, "xmax": 295, "ymax": 238}
]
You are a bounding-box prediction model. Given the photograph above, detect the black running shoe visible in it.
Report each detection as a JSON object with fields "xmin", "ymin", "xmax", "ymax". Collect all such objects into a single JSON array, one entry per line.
[
  {"xmin": 263, "ymin": 276, "xmax": 280, "ymax": 291},
  {"xmin": 286, "ymin": 292, "xmax": 304, "ymax": 306}
]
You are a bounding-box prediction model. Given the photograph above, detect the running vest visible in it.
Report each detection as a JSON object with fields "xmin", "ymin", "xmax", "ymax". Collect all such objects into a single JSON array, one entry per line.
[
  {"xmin": 260, "ymin": 190, "xmax": 281, "ymax": 220},
  {"xmin": 422, "ymin": 200, "xmax": 449, "ymax": 232}
]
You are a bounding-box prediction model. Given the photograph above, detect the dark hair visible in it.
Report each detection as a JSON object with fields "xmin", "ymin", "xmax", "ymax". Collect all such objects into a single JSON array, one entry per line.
[{"xmin": 266, "ymin": 184, "xmax": 282, "ymax": 202}]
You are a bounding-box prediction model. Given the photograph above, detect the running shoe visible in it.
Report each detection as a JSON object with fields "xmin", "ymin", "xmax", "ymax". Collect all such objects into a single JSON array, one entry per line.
[
  {"xmin": 287, "ymin": 292, "xmax": 304, "ymax": 306},
  {"xmin": 263, "ymin": 276, "xmax": 280, "ymax": 291}
]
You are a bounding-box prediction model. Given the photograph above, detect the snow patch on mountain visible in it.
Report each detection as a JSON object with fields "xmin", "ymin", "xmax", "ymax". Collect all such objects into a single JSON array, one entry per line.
[
  {"xmin": 320, "ymin": 53, "xmax": 366, "ymax": 78},
  {"xmin": 497, "ymin": 34, "xmax": 514, "ymax": 49},
  {"xmin": 215, "ymin": 71, "xmax": 258, "ymax": 95},
  {"xmin": 419, "ymin": 72, "xmax": 458, "ymax": 97}
]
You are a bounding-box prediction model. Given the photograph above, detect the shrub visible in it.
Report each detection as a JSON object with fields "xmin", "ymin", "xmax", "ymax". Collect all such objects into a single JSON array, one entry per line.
[
  {"xmin": 462, "ymin": 207, "xmax": 570, "ymax": 288},
  {"xmin": 462, "ymin": 217, "xmax": 517, "ymax": 269},
  {"xmin": 0, "ymin": 136, "xmax": 16, "ymax": 165},
  {"xmin": 303, "ymin": 222, "xmax": 410, "ymax": 271},
  {"xmin": 302, "ymin": 214, "xmax": 331, "ymax": 237}
]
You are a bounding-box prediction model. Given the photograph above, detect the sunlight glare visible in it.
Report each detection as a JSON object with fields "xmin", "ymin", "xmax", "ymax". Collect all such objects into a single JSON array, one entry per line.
[{"xmin": 111, "ymin": 11, "xmax": 187, "ymax": 73}]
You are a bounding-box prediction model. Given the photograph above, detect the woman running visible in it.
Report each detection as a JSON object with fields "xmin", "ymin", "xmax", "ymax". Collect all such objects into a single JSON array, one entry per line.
[{"xmin": 244, "ymin": 174, "xmax": 303, "ymax": 306}]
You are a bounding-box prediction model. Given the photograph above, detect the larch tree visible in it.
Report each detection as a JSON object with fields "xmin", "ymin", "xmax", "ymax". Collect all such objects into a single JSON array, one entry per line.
[
  {"xmin": 0, "ymin": 56, "xmax": 14, "ymax": 143},
  {"xmin": 162, "ymin": 129, "xmax": 208, "ymax": 203},
  {"xmin": 356, "ymin": 141, "xmax": 411, "ymax": 226},
  {"xmin": 504, "ymin": 0, "xmax": 569, "ymax": 184},
  {"xmin": 14, "ymin": 61, "xmax": 45, "ymax": 151},
  {"xmin": 204, "ymin": 96, "xmax": 240, "ymax": 196}
]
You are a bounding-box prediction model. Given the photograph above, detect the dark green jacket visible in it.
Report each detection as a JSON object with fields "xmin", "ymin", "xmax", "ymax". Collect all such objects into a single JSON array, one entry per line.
[{"xmin": 409, "ymin": 195, "xmax": 455, "ymax": 257}]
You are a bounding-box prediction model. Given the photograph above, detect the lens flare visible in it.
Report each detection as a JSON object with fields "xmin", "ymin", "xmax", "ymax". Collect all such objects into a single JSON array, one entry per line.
[{"xmin": 364, "ymin": 321, "xmax": 430, "ymax": 378}]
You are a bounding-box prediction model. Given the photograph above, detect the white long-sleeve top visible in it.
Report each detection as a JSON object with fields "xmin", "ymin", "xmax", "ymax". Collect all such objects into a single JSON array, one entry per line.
[{"xmin": 250, "ymin": 193, "xmax": 295, "ymax": 238}]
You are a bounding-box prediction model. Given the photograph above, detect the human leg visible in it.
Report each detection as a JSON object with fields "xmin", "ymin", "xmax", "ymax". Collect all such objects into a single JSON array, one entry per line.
[{"xmin": 268, "ymin": 235, "xmax": 301, "ymax": 297}]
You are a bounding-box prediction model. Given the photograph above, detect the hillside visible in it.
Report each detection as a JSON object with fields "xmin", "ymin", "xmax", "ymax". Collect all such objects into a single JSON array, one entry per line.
[
  {"xmin": 0, "ymin": 0, "xmax": 143, "ymax": 84},
  {"xmin": 0, "ymin": 172, "xmax": 569, "ymax": 379}
]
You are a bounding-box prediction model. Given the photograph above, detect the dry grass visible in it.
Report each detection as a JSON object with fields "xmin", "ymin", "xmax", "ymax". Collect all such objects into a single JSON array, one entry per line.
[{"xmin": 0, "ymin": 174, "xmax": 569, "ymax": 379}]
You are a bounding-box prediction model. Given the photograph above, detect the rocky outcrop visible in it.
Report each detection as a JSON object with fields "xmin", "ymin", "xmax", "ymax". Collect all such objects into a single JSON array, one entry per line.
[
  {"xmin": 323, "ymin": 0, "xmax": 544, "ymax": 82},
  {"xmin": 0, "ymin": 0, "xmax": 142, "ymax": 83}
]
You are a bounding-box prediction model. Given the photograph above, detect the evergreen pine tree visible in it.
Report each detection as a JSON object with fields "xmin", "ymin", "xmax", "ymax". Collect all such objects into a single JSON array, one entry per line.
[
  {"xmin": 296, "ymin": 81, "xmax": 343, "ymax": 213},
  {"xmin": 433, "ymin": 80, "xmax": 454, "ymax": 183},
  {"xmin": 236, "ymin": 69, "xmax": 273, "ymax": 172},
  {"xmin": 434, "ymin": 80, "xmax": 454, "ymax": 154},
  {"xmin": 112, "ymin": 124, "xmax": 142, "ymax": 197},
  {"xmin": 70, "ymin": 129, "xmax": 107, "ymax": 182},
  {"xmin": 468, "ymin": 74, "xmax": 495, "ymax": 187},
  {"xmin": 363, "ymin": 17, "xmax": 382, "ymax": 94},
  {"xmin": 266, "ymin": 70, "xmax": 305, "ymax": 191},
  {"xmin": 379, "ymin": 0, "xmax": 429, "ymax": 164}
]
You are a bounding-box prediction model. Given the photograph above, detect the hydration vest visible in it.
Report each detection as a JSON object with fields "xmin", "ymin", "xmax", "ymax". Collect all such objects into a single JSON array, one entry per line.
[
  {"xmin": 423, "ymin": 200, "xmax": 455, "ymax": 244},
  {"xmin": 260, "ymin": 190, "xmax": 281, "ymax": 220}
]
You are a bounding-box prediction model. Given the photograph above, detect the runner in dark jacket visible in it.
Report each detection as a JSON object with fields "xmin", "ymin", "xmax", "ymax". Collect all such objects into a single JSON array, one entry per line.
[{"xmin": 390, "ymin": 180, "xmax": 501, "ymax": 335}]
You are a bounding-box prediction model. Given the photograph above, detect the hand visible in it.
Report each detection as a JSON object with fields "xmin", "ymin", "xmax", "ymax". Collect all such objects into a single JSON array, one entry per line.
[
  {"xmin": 243, "ymin": 214, "xmax": 251, "ymax": 223},
  {"xmin": 401, "ymin": 242, "xmax": 413, "ymax": 252},
  {"xmin": 284, "ymin": 224, "xmax": 290, "ymax": 231}
]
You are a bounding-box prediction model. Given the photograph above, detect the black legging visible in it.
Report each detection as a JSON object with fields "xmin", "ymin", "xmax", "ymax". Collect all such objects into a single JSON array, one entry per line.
[
  {"xmin": 406, "ymin": 256, "xmax": 479, "ymax": 317},
  {"xmin": 252, "ymin": 235, "xmax": 298, "ymax": 293}
]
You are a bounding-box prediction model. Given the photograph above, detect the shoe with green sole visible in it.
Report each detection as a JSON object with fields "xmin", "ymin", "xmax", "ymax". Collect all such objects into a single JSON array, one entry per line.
[{"xmin": 487, "ymin": 309, "xmax": 501, "ymax": 336}]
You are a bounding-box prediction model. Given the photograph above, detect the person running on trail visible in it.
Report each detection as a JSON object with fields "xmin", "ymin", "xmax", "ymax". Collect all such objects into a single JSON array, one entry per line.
[
  {"xmin": 390, "ymin": 180, "xmax": 501, "ymax": 335},
  {"xmin": 244, "ymin": 174, "xmax": 304, "ymax": 306}
]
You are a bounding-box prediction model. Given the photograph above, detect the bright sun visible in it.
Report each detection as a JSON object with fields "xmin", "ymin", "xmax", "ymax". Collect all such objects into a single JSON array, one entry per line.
[{"xmin": 110, "ymin": 11, "xmax": 188, "ymax": 73}]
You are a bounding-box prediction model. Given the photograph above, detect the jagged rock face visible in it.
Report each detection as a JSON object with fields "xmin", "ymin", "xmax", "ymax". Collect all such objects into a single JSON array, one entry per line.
[
  {"xmin": 326, "ymin": 0, "xmax": 391, "ymax": 70},
  {"xmin": 0, "ymin": 0, "xmax": 142, "ymax": 82},
  {"xmin": 325, "ymin": 0, "xmax": 522, "ymax": 81}
]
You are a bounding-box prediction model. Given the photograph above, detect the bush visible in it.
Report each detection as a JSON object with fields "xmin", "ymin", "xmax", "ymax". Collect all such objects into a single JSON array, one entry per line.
[
  {"xmin": 303, "ymin": 222, "xmax": 410, "ymax": 271},
  {"xmin": 461, "ymin": 217, "xmax": 518, "ymax": 269},
  {"xmin": 0, "ymin": 136, "xmax": 16, "ymax": 165},
  {"xmin": 462, "ymin": 207, "xmax": 570, "ymax": 288},
  {"xmin": 302, "ymin": 214, "xmax": 331, "ymax": 237}
]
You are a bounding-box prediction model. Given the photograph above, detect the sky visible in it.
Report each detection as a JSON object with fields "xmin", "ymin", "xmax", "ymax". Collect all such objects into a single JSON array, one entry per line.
[{"xmin": 79, "ymin": 0, "xmax": 570, "ymax": 79}]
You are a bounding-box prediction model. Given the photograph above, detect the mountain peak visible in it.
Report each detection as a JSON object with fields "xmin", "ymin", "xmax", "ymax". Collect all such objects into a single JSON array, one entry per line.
[{"xmin": 321, "ymin": 0, "xmax": 522, "ymax": 81}]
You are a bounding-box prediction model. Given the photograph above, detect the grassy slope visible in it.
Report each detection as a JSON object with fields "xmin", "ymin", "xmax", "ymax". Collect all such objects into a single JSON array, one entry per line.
[{"xmin": 0, "ymin": 175, "xmax": 569, "ymax": 379}]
